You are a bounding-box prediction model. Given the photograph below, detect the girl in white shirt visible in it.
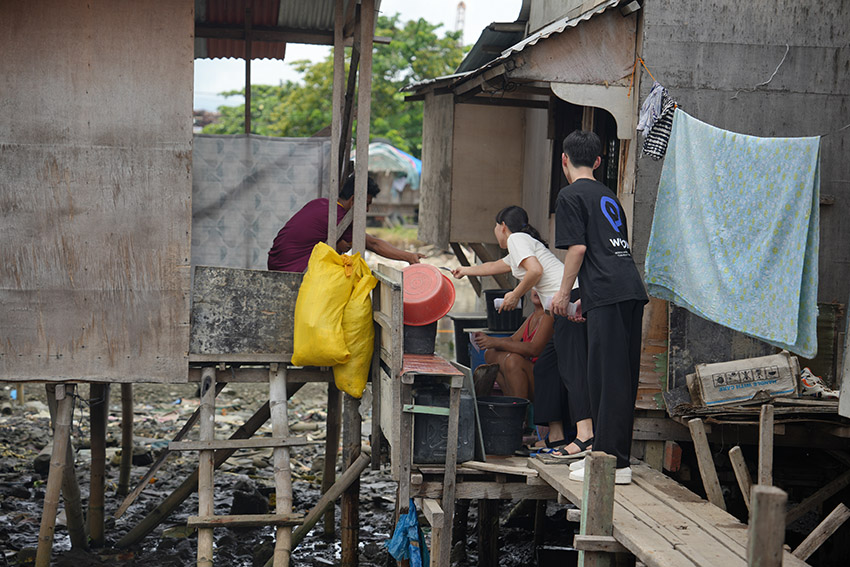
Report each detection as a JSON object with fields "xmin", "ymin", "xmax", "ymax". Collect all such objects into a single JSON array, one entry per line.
[{"xmin": 453, "ymin": 206, "xmax": 592, "ymax": 453}]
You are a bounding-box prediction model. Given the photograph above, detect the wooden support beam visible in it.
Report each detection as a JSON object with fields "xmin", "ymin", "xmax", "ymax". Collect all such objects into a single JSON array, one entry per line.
[
  {"xmin": 189, "ymin": 514, "xmax": 303, "ymax": 529},
  {"xmin": 533, "ymin": 500, "xmax": 547, "ymax": 548},
  {"xmin": 169, "ymin": 437, "xmax": 309, "ymax": 451},
  {"xmin": 729, "ymin": 446, "xmax": 753, "ymax": 514},
  {"xmin": 352, "ymin": 0, "xmax": 374, "ymax": 255},
  {"xmin": 322, "ymin": 383, "xmax": 343, "ymax": 535},
  {"xmin": 194, "ymin": 23, "xmax": 390, "ymax": 46},
  {"xmin": 688, "ymin": 418, "xmax": 726, "ymax": 511},
  {"xmin": 35, "ymin": 385, "xmax": 75, "ymax": 567},
  {"xmin": 328, "ymin": 0, "xmax": 345, "ymax": 244},
  {"xmin": 440, "ymin": 385, "xmax": 462, "ymax": 564},
  {"xmin": 114, "ymin": 381, "xmax": 228, "ymax": 519},
  {"xmin": 579, "ymin": 451, "xmax": 617, "ymax": 567},
  {"xmin": 197, "ymin": 368, "xmax": 216, "ymax": 567},
  {"xmin": 792, "ymin": 503, "xmax": 850, "ymax": 560},
  {"xmin": 117, "ymin": 383, "xmax": 133, "ymax": 497},
  {"xmin": 450, "ymin": 242, "xmax": 482, "ymax": 296},
  {"xmin": 469, "ymin": 243, "xmax": 514, "ymax": 290},
  {"xmin": 574, "ymin": 535, "xmax": 629, "ymax": 554},
  {"xmin": 758, "ymin": 405, "xmax": 774, "ymax": 486},
  {"xmin": 747, "ymin": 485, "xmax": 787, "ymax": 567},
  {"xmin": 413, "ymin": 481, "xmax": 557, "ymax": 501},
  {"xmin": 421, "ymin": 498, "xmax": 444, "ymax": 527},
  {"xmin": 89, "ymin": 383, "xmax": 109, "ymax": 547},
  {"xmin": 786, "ymin": 468, "xmax": 850, "ymax": 525},
  {"xmin": 567, "ymin": 508, "xmax": 582, "ymax": 523},
  {"xmin": 244, "ymin": 5, "xmax": 252, "ymax": 135},
  {"xmin": 270, "ymin": 366, "xmax": 294, "ymax": 567}
]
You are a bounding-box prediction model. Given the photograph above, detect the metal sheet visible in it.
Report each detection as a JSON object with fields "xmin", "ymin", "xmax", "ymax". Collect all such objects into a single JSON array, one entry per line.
[
  {"xmin": 0, "ymin": 1, "xmax": 193, "ymax": 383},
  {"xmin": 189, "ymin": 267, "xmax": 301, "ymax": 356}
]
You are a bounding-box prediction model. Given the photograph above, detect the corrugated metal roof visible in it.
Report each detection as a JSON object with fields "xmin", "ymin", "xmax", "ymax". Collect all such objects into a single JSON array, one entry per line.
[
  {"xmin": 195, "ymin": 0, "xmax": 370, "ymax": 61},
  {"xmin": 403, "ymin": 0, "xmax": 622, "ymax": 93},
  {"xmin": 456, "ymin": 24, "xmax": 525, "ymax": 74}
]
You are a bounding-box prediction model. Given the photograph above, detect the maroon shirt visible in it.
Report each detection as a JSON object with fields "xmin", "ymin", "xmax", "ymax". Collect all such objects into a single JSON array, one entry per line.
[{"xmin": 267, "ymin": 198, "xmax": 352, "ymax": 273}]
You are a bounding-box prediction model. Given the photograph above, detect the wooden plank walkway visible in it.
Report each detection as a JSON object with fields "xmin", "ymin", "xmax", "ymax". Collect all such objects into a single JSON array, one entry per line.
[{"xmin": 528, "ymin": 459, "xmax": 809, "ymax": 567}]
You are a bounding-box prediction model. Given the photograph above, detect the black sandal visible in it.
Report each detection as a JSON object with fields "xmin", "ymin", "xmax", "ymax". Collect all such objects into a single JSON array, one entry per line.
[{"xmin": 551, "ymin": 437, "xmax": 594, "ymax": 460}]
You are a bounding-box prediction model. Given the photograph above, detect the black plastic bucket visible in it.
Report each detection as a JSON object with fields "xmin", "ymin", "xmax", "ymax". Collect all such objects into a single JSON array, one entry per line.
[
  {"xmin": 412, "ymin": 385, "xmax": 475, "ymax": 464},
  {"xmin": 476, "ymin": 396, "xmax": 529, "ymax": 455},
  {"xmin": 483, "ymin": 289, "xmax": 524, "ymax": 331},
  {"xmin": 403, "ymin": 321, "xmax": 437, "ymax": 354}
]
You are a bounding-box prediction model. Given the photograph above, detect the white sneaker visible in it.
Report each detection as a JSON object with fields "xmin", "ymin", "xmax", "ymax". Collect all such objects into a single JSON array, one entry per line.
[
  {"xmin": 569, "ymin": 458, "xmax": 587, "ymax": 471},
  {"xmin": 569, "ymin": 465, "xmax": 632, "ymax": 485},
  {"xmin": 800, "ymin": 367, "xmax": 839, "ymax": 399}
]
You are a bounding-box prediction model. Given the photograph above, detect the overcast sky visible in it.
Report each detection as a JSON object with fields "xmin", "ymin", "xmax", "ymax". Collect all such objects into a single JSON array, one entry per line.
[{"xmin": 194, "ymin": 0, "xmax": 522, "ymax": 110}]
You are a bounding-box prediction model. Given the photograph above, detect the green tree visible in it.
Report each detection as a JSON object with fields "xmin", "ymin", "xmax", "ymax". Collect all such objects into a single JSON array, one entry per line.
[{"xmin": 202, "ymin": 13, "xmax": 465, "ymax": 157}]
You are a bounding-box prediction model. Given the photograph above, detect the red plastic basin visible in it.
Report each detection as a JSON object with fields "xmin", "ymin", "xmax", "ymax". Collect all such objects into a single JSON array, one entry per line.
[{"xmin": 402, "ymin": 264, "xmax": 456, "ymax": 326}]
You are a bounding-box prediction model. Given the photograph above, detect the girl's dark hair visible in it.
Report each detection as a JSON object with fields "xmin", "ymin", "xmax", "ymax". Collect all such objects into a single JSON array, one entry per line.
[{"xmin": 495, "ymin": 206, "xmax": 548, "ymax": 247}]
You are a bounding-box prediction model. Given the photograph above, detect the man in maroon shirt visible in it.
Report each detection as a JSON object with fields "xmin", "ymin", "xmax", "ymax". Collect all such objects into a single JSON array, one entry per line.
[{"xmin": 267, "ymin": 175, "xmax": 423, "ymax": 272}]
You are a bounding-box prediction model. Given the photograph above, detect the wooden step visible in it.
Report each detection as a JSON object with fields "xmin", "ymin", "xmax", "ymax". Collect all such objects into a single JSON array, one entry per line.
[
  {"xmin": 169, "ymin": 436, "xmax": 310, "ymax": 451},
  {"xmin": 187, "ymin": 513, "xmax": 304, "ymax": 529}
]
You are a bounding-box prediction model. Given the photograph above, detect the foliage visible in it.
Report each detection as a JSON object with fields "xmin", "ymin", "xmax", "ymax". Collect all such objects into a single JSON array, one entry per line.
[{"xmin": 201, "ymin": 14, "xmax": 465, "ymax": 157}]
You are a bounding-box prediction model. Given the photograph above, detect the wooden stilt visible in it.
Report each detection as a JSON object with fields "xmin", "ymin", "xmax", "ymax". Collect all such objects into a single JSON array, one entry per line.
[
  {"xmin": 322, "ymin": 382, "xmax": 342, "ymax": 536},
  {"xmin": 116, "ymin": 384, "xmax": 303, "ymax": 548},
  {"xmin": 757, "ymin": 404, "xmax": 774, "ymax": 486},
  {"xmin": 729, "ymin": 446, "xmax": 753, "ymax": 514},
  {"xmin": 117, "ymin": 383, "xmax": 133, "ymax": 497},
  {"xmin": 747, "ymin": 485, "xmax": 787, "ymax": 567},
  {"xmin": 786, "ymin": 468, "xmax": 850, "ymax": 525},
  {"xmin": 792, "ymin": 503, "xmax": 850, "ymax": 560},
  {"xmin": 197, "ymin": 367, "xmax": 216, "ymax": 567},
  {"xmin": 44, "ymin": 383, "xmax": 88, "ymax": 550},
  {"xmin": 270, "ymin": 365, "xmax": 293, "ymax": 567},
  {"xmin": 533, "ymin": 500, "xmax": 547, "ymax": 548},
  {"xmin": 688, "ymin": 418, "xmax": 726, "ymax": 510},
  {"xmin": 438, "ymin": 381, "xmax": 461, "ymax": 564},
  {"xmin": 577, "ymin": 451, "xmax": 617, "ymax": 567},
  {"xmin": 478, "ymin": 499, "xmax": 499, "ymax": 567},
  {"xmin": 35, "ymin": 384, "xmax": 74, "ymax": 567},
  {"xmin": 89, "ymin": 383, "xmax": 109, "ymax": 547},
  {"xmin": 452, "ymin": 499, "xmax": 470, "ymax": 564},
  {"xmin": 341, "ymin": 393, "xmax": 362, "ymax": 567}
]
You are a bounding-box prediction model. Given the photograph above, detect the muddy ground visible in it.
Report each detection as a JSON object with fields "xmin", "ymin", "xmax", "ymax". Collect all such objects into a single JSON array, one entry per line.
[{"xmin": 0, "ymin": 381, "xmax": 577, "ymax": 567}]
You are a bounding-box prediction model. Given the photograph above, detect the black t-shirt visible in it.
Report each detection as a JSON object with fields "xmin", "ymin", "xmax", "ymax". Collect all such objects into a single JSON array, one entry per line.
[{"xmin": 555, "ymin": 178, "xmax": 648, "ymax": 313}]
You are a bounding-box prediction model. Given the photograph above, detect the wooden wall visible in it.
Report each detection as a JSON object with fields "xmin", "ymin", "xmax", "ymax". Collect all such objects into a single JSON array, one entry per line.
[
  {"xmin": 0, "ymin": 1, "xmax": 194, "ymax": 382},
  {"xmin": 450, "ymin": 104, "xmax": 525, "ymax": 244}
]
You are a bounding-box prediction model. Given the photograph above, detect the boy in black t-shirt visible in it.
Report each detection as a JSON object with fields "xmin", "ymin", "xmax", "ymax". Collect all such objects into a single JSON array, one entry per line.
[{"xmin": 550, "ymin": 130, "xmax": 648, "ymax": 485}]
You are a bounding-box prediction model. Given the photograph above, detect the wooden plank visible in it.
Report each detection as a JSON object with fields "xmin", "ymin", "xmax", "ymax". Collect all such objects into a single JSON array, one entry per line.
[
  {"xmin": 197, "ymin": 368, "xmax": 216, "ymax": 567},
  {"xmin": 421, "ymin": 499, "xmax": 444, "ymax": 527},
  {"xmin": 574, "ymin": 535, "xmax": 629, "ymax": 554},
  {"xmin": 786, "ymin": 468, "xmax": 850, "ymax": 525},
  {"xmin": 413, "ymin": 481, "xmax": 557, "ymax": 501},
  {"xmin": 461, "ymin": 460, "xmax": 538, "ymax": 477},
  {"xmin": 188, "ymin": 514, "xmax": 303, "ymax": 528},
  {"xmin": 528, "ymin": 459, "xmax": 699, "ymax": 567},
  {"xmin": 580, "ymin": 452, "xmax": 616, "ymax": 567},
  {"xmin": 270, "ymin": 366, "xmax": 294, "ymax": 567},
  {"xmin": 792, "ymin": 503, "xmax": 850, "ymax": 560},
  {"xmin": 747, "ymin": 486, "xmax": 787, "ymax": 567},
  {"xmin": 0, "ymin": 2, "xmax": 192, "ymax": 384},
  {"xmin": 728, "ymin": 446, "xmax": 753, "ymax": 513},
  {"xmin": 629, "ymin": 464, "xmax": 809, "ymax": 567},
  {"xmin": 188, "ymin": 366, "xmax": 331, "ymax": 383},
  {"xmin": 688, "ymin": 418, "xmax": 726, "ymax": 510},
  {"xmin": 327, "ymin": 0, "xmax": 344, "ymax": 240},
  {"xmin": 419, "ymin": 93, "xmax": 455, "ymax": 250},
  {"xmin": 89, "ymin": 383, "xmax": 109, "ymax": 546},
  {"xmin": 118, "ymin": 384, "xmax": 133, "ymax": 497},
  {"xmin": 757, "ymin": 405, "xmax": 774, "ymax": 485},
  {"xmin": 169, "ymin": 437, "xmax": 309, "ymax": 451}
]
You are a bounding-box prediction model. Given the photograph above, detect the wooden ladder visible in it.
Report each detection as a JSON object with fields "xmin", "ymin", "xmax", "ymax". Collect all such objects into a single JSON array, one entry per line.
[{"xmin": 171, "ymin": 364, "xmax": 306, "ymax": 567}]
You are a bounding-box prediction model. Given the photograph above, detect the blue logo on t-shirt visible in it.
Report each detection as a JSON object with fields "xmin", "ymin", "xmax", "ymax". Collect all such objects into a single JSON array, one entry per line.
[{"xmin": 600, "ymin": 196, "xmax": 623, "ymax": 233}]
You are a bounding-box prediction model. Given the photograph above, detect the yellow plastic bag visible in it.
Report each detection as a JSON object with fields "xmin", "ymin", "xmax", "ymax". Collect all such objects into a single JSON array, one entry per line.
[
  {"xmin": 291, "ymin": 242, "xmax": 356, "ymax": 366},
  {"xmin": 333, "ymin": 257, "xmax": 377, "ymax": 398}
]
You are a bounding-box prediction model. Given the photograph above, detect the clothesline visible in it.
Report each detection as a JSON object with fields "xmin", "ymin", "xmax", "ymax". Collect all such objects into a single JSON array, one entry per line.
[{"xmin": 626, "ymin": 52, "xmax": 850, "ymax": 138}]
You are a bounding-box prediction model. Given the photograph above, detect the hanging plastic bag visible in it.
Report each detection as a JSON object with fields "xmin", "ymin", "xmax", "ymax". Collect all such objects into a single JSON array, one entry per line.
[
  {"xmin": 291, "ymin": 242, "xmax": 356, "ymax": 366},
  {"xmin": 333, "ymin": 255, "xmax": 377, "ymax": 398},
  {"xmin": 386, "ymin": 499, "xmax": 429, "ymax": 567}
]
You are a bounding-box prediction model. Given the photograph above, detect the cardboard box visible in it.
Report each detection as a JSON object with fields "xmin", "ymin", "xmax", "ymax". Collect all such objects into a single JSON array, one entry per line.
[{"xmin": 689, "ymin": 351, "xmax": 799, "ymax": 407}]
